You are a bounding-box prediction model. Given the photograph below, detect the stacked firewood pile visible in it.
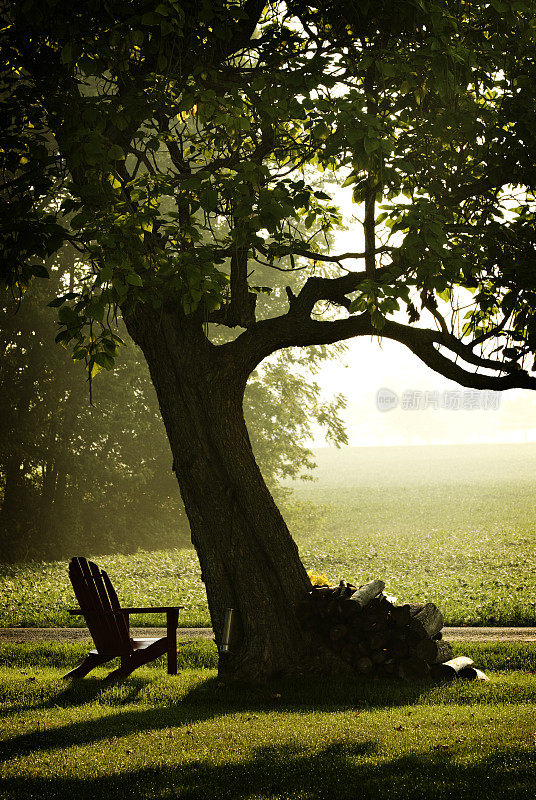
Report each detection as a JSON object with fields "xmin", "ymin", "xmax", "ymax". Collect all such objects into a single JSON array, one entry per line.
[{"xmin": 297, "ymin": 579, "xmax": 487, "ymax": 681}]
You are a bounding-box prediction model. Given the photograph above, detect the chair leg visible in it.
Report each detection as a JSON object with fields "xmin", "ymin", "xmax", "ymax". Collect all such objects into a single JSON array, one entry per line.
[
  {"xmin": 104, "ymin": 639, "xmax": 168, "ymax": 681},
  {"xmin": 166, "ymin": 610, "xmax": 179, "ymax": 675},
  {"xmin": 105, "ymin": 662, "xmax": 136, "ymax": 682},
  {"xmin": 63, "ymin": 653, "xmax": 113, "ymax": 680}
]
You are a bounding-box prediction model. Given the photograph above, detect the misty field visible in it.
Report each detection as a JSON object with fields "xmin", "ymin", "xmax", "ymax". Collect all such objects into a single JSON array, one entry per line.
[{"xmin": 2, "ymin": 443, "xmax": 536, "ymax": 628}]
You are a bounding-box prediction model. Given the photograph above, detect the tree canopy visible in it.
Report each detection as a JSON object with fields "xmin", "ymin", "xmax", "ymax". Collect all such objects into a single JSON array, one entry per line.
[{"xmin": 2, "ymin": 0, "xmax": 536, "ymax": 390}]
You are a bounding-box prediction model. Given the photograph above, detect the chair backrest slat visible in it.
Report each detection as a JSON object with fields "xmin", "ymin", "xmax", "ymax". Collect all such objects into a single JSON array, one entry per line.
[
  {"xmin": 68, "ymin": 557, "xmax": 131, "ymax": 656},
  {"xmin": 88, "ymin": 561, "xmax": 131, "ymax": 650},
  {"xmin": 101, "ymin": 568, "xmax": 131, "ymax": 644}
]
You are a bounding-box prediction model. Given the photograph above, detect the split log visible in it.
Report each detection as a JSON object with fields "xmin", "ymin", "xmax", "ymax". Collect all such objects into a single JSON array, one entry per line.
[
  {"xmin": 459, "ymin": 666, "xmax": 489, "ymax": 681},
  {"xmin": 368, "ymin": 630, "xmax": 389, "ymax": 651},
  {"xmin": 390, "ymin": 604, "xmax": 411, "ymax": 627},
  {"xmin": 339, "ymin": 645, "xmax": 355, "ymax": 663},
  {"xmin": 410, "ymin": 603, "xmax": 444, "ymax": 638},
  {"xmin": 310, "ymin": 586, "xmax": 333, "ymax": 601},
  {"xmin": 408, "ymin": 603, "xmax": 425, "ymax": 617},
  {"xmin": 329, "ymin": 624, "xmax": 348, "ymax": 642},
  {"xmin": 430, "ymin": 656, "xmax": 474, "ymax": 681},
  {"xmin": 341, "ymin": 580, "xmax": 385, "ymax": 613},
  {"xmin": 410, "ymin": 637, "xmax": 438, "ymax": 663},
  {"xmin": 358, "ymin": 640, "xmax": 371, "ymax": 656},
  {"xmin": 389, "ymin": 636, "xmax": 409, "ymax": 659},
  {"xmin": 404, "ymin": 628, "xmax": 424, "ymax": 647},
  {"xmin": 354, "ymin": 656, "xmax": 374, "ymax": 674},
  {"xmin": 371, "ymin": 649, "xmax": 388, "ymax": 664},
  {"xmin": 434, "ymin": 640, "xmax": 454, "ymax": 664},
  {"xmin": 398, "ymin": 656, "xmax": 430, "ymax": 681}
]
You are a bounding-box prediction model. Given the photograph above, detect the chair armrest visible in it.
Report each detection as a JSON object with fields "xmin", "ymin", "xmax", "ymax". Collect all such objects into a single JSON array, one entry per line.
[
  {"xmin": 119, "ymin": 606, "xmax": 184, "ymax": 613},
  {"xmin": 69, "ymin": 607, "xmax": 183, "ymax": 614},
  {"xmin": 68, "ymin": 608, "xmax": 125, "ymax": 616}
]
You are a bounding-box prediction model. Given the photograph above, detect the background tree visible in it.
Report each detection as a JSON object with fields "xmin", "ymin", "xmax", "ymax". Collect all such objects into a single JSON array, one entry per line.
[
  {"xmin": 0, "ymin": 254, "xmax": 345, "ymax": 562},
  {"xmin": 2, "ymin": 0, "xmax": 536, "ymax": 679}
]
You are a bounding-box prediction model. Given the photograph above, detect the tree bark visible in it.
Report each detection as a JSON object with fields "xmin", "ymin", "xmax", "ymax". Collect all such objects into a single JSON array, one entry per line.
[
  {"xmin": 0, "ymin": 454, "xmax": 26, "ymax": 560},
  {"xmin": 124, "ymin": 303, "xmax": 340, "ymax": 681}
]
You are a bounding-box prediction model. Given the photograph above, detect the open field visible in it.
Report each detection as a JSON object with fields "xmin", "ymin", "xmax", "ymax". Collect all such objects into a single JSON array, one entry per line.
[
  {"xmin": 2, "ymin": 443, "xmax": 536, "ymax": 628},
  {"xmin": 291, "ymin": 443, "xmax": 536, "ymax": 627},
  {"xmin": 1, "ymin": 642, "xmax": 536, "ymax": 800}
]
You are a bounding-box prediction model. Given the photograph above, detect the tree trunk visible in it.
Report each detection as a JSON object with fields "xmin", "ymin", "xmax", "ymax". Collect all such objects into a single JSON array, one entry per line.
[
  {"xmin": 124, "ymin": 303, "xmax": 342, "ymax": 681},
  {"xmin": 0, "ymin": 454, "xmax": 26, "ymax": 561}
]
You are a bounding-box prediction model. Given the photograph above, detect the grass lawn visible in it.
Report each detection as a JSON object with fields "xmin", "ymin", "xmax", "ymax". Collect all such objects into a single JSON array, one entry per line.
[{"xmin": 1, "ymin": 642, "xmax": 536, "ymax": 800}]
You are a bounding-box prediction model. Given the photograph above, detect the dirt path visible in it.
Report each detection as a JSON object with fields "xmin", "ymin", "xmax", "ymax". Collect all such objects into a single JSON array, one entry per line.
[
  {"xmin": 0, "ymin": 627, "xmax": 215, "ymax": 642},
  {"xmin": 1, "ymin": 627, "xmax": 536, "ymax": 643}
]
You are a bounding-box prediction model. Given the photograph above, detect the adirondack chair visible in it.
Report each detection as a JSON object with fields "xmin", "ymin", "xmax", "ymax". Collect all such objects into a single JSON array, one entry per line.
[{"xmin": 64, "ymin": 556, "xmax": 184, "ymax": 680}]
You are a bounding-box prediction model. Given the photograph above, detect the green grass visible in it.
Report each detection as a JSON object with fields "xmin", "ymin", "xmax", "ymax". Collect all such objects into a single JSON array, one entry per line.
[
  {"xmin": 1, "ymin": 642, "xmax": 536, "ymax": 800},
  {"xmin": 2, "ymin": 641, "xmax": 536, "ymax": 674},
  {"xmin": 2, "ymin": 443, "xmax": 536, "ymax": 628}
]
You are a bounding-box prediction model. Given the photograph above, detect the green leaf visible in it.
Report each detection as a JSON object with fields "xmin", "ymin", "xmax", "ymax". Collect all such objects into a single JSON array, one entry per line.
[
  {"xmin": 72, "ymin": 346, "xmax": 88, "ymax": 361},
  {"xmin": 370, "ymin": 308, "xmax": 386, "ymax": 331},
  {"xmin": 58, "ymin": 306, "xmax": 80, "ymax": 326},
  {"xmin": 98, "ymin": 266, "xmax": 113, "ymax": 283},
  {"xmin": 89, "ymin": 360, "xmax": 103, "ymax": 378},
  {"xmin": 30, "ymin": 264, "xmax": 49, "ymax": 279},
  {"xmin": 364, "ymin": 137, "xmax": 379, "ymax": 154},
  {"xmin": 126, "ymin": 273, "xmax": 143, "ymax": 286},
  {"xmin": 48, "ymin": 296, "xmax": 67, "ymax": 308},
  {"xmin": 86, "ymin": 300, "xmax": 105, "ymax": 322},
  {"xmin": 60, "ymin": 43, "xmax": 73, "ymax": 64},
  {"xmin": 108, "ymin": 144, "xmax": 125, "ymax": 161},
  {"xmin": 93, "ymin": 352, "xmax": 115, "ymax": 370},
  {"xmin": 141, "ymin": 11, "xmax": 161, "ymax": 25}
]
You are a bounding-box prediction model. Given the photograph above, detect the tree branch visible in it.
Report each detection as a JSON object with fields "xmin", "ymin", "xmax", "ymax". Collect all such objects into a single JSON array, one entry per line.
[
  {"xmin": 230, "ymin": 234, "xmax": 257, "ymax": 327},
  {"xmin": 257, "ymin": 243, "xmax": 392, "ymax": 265},
  {"xmin": 227, "ymin": 275, "xmax": 536, "ymax": 390},
  {"xmin": 227, "ymin": 0, "xmax": 267, "ymax": 54}
]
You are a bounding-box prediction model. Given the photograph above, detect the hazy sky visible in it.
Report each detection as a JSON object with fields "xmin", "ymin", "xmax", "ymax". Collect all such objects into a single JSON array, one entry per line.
[{"xmin": 310, "ymin": 189, "xmax": 536, "ymax": 448}]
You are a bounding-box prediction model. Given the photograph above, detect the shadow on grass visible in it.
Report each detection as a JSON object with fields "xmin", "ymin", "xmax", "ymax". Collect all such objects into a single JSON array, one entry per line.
[
  {"xmin": 0, "ymin": 674, "xmax": 433, "ymax": 764},
  {"xmin": 1, "ymin": 739, "xmax": 535, "ymax": 800}
]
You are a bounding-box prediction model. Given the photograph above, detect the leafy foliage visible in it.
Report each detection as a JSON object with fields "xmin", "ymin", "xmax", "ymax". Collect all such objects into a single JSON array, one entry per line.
[{"xmin": 3, "ymin": 0, "xmax": 536, "ymax": 383}]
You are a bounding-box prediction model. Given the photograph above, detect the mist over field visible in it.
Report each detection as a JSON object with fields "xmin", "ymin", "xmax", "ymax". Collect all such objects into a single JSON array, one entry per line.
[
  {"xmin": 294, "ymin": 442, "xmax": 536, "ymax": 490},
  {"xmin": 3, "ymin": 442, "xmax": 536, "ymax": 629}
]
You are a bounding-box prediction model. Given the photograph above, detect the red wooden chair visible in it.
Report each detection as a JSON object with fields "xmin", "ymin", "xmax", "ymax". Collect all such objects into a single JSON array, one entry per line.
[{"xmin": 64, "ymin": 556, "xmax": 184, "ymax": 680}]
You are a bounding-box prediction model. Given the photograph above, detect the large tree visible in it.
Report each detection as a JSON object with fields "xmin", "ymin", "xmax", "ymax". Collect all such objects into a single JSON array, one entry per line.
[{"xmin": 3, "ymin": 0, "xmax": 536, "ymax": 679}]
